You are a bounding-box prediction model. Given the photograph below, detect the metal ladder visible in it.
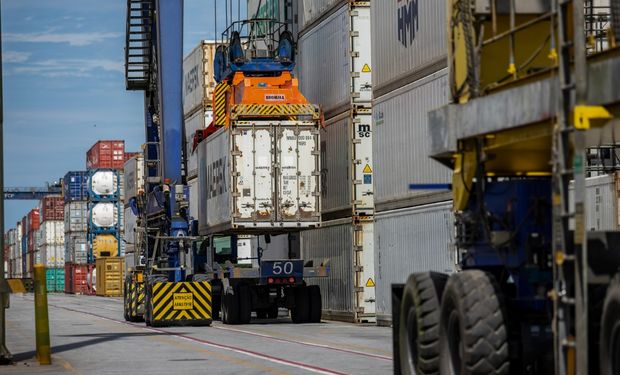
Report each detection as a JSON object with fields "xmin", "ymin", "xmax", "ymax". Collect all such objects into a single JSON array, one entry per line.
[
  {"xmin": 553, "ymin": 0, "xmax": 589, "ymax": 374},
  {"xmin": 125, "ymin": 0, "xmax": 153, "ymax": 90}
]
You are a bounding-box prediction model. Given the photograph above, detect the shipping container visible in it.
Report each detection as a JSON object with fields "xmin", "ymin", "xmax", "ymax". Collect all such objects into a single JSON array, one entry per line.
[
  {"xmin": 64, "ymin": 201, "xmax": 88, "ymax": 233},
  {"xmin": 39, "ymin": 221, "xmax": 65, "ymax": 245},
  {"xmin": 123, "ymin": 207, "xmax": 138, "ymax": 255},
  {"xmin": 188, "ymin": 178, "xmax": 198, "ymax": 220},
  {"xmin": 63, "ymin": 171, "xmax": 88, "ymax": 203},
  {"xmin": 301, "ymin": 218, "xmax": 375, "ymax": 322},
  {"xmin": 183, "ymin": 41, "xmax": 217, "ymax": 116},
  {"xmin": 90, "ymin": 202, "xmax": 120, "ymax": 229},
  {"xmin": 373, "ymin": 201, "xmax": 456, "ymax": 324},
  {"xmin": 86, "ymin": 140, "xmax": 126, "ymax": 170},
  {"xmin": 92, "ymin": 234, "xmax": 120, "ymax": 258},
  {"xmin": 373, "ymin": 69, "xmax": 452, "ymax": 211},
  {"xmin": 28, "ymin": 208, "xmax": 41, "ymax": 232},
  {"xmin": 124, "ymin": 152, "xmax": 140, "ymax": 163},
  {"xmin": 45, "ymin": 267, "xmax": 65, "ymax": 293},
  {"xmin": 40, "ymin": 244, "xmax": 64, "ymax": 267},
  {"xmin": 298, "ymin": 2, "xmax": 371, "ymax": 116},
  {"xmin": 123, "ymin": 155, "xmax": 144, "ymax": 204},
  {"xmin": 184, "ymin": 109, "xmax": 213, "ymax": 180},
  {"xmin": 95, "ymin": 257, "xmax": 124, "ymax": 297},
  {"xmin": 370, "ymin": 0, "xmax": 447, "ymax": 96},
  {"xmin": 248, "ymin": 0, "xmax": 299, "ymax": 36},
  {"xmin": 569, "ymin": 172, "xmax": 620, "ymax": 230},
  {"xmin": 299, "ymin": 0, "xmax": 346, "ymax": 32},
  {"xmin": 88, "ymin": 169, "xmax": 121, "ymax": 200},
  {"xmin": 197, "ymin": 123, "xmax": 321, "ymax": 235},
  {"xmin": 64, "ymin": 263, "xmax": 92, "ymax": 294},
  {"xmin": 65, "ymin": 233, "xmax": 88, "ymax": 264},
  {"xmin": 39, "ymin": 196, "xmax": 63, "ymax": 221}
]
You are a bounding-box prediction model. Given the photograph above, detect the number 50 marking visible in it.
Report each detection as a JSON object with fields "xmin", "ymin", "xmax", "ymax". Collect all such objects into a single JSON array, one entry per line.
[{"xmin": 273, "ymin": 261, "xmax": 294, "ymax": 275}]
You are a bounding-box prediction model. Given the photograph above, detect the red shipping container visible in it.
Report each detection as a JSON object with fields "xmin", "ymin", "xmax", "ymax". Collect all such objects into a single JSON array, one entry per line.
[
  {"xmin": 39, "ymin": 196, "xmax": 64, "ymax": 221},
  {"xmin": 28, "ymin": 208, "xmax": 40, "ymax": 232},
  {"xmin": 124, "ymin": 152, "xmax": 140, "ymax": 163},
  {"xmin": 87, "ymin": 140, "xmax": 125, "ymax": 170},
  {"xmin": 65, "ymin": 263, "xmax": 94, "ymax": 294}
]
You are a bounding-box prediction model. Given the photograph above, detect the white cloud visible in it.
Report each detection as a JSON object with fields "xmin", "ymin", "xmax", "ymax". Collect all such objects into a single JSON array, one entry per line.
[
  {"xmin": 12, "ymin": 58, "xmax": 124, "ymax": 77},
  {"xmin": 2, "ymin": 51, "xmax": 31, "ymax": 63},
  {"xmin": 4, "ymin": 32, "xmax": 122, "ymax": 46}
]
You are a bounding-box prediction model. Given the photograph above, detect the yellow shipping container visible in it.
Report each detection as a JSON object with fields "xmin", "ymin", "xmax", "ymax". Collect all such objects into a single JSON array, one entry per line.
[{"xmin": 96, "ymin": 257, "xmax": 124, "ymax": 297}]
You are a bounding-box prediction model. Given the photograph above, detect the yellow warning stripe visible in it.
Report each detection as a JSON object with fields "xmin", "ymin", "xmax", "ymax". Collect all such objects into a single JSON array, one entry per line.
[
  {"xmin": 153, "ymin": 283, "xmax": 184, "ymax": 320},
  {"xmin": 185, "ymin": 283, "xmax": 212, "ymax": 316},
  {"xmin": 214, "ymin": 82, "xmax": 229, "ymax": 126},
  {"xmin": 231, "ymin": 104, "xmax": 320, "ymax": 119},
  {"xmin": 151, "ymin": 281, "xmax": 212, "ymax": 322}
]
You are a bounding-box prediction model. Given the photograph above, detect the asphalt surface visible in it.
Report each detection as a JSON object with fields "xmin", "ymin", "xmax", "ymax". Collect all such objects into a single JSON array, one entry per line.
[{"xmin": 3, "ymin": 293, "xmax": 392, "ymax": 374}]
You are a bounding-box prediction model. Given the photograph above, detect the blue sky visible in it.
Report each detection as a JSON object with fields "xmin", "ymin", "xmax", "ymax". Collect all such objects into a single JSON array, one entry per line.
[{"xmin": 3, "ymin": 0, "xmax": 245, "ymax": 227}]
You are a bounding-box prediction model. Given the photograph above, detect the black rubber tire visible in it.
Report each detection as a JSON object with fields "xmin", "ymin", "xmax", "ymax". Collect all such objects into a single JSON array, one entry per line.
[
  {"xmin": 308, "ymin": 285, "xmax": 322, "ymax": 323},
  {"xmin": 222, "ymin": 289, "xmax": 240, "ymax": 325},
  {"xmin": 399, "ymin": 272, "xmax": 448, "ymax": 375},
  {"xmin": 600, "ymin": 273, "xmax": 620, "ymax": 375},
  {"xmin": 256, "ymin": 310, "xmax": 268, "ymax": 319},
  {"xmin": 123, "ymin": 278, "xmax": 130, "ymax": 321},
  {"xmin": 439, "ymin": 270, "xmax": 509, "ymax": 375},
  {"xmin": 291, "ymin": 287, "xmax": 310, "ymax": 324},
  {"xmin": 237, "ymin": 284, "xmax": 252, "ymax": 324}
]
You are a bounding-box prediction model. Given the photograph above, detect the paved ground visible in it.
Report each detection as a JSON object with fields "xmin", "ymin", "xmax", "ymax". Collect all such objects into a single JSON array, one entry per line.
[{"xmin": 3, "ymin": 293, "xmax": 392, "ymax": 374}]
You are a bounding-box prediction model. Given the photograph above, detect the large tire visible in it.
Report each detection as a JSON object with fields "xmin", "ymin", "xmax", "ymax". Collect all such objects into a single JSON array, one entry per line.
[
  {"xmin": 222, "ymin": 288, "xmax": 240, "ymax": 325},
  {"xmin": 237, "ymin": 284, "xmax": 252, "ymax": 324},
  {"xmin": 439, "ymin": 270, "xmax": 509, "ymax": 375},
  {"xmin": 600, "ymin": 273, "xmax": 620, "ymax": 375},
  {"xmin": 291, "ymin": 286, "xmax": 310, "ymax": 324},
  {"xmin": 399, "ymin": 272, "xmax": 448, "ymax": 375},
  {"xmin": 308, "ymin": 285, "xmax": 322, "ymax": 323},
  {"xmin": 267, "ymin": 304, "xmax": 279, "ymax": 319},
  {"xmin": 123, "ymin": 277, "xmax": 131, "ymax": 321}
]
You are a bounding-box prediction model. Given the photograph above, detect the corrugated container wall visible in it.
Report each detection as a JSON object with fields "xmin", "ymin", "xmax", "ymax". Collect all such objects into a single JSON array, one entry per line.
[
  {"xmin": 371, "ymin": 0, "xmax": 447, "ymax": 95},
  {"xmin": 123, "ymin": 155, "xmax": 144, "ymax": 204},
  {"xmin": 86, "ymin": 140, "xmax": 126, "ymax": 170},
  {"xmin": 39, "ymin": 196, "xmax": 64, "ymax": 221},
  {"xmin": 569, "ymin": 173, "xmax": 620, "ymax": 230},
  {"xmin": 374, "ymin": 202, "xmax": 456, "ymax": 323},
  {"xmin": 373, "ymin": 69, "xmax": 452, "ymax": 211},
  {"xmin": 298, "ymin": 3, "xmax": 371, "ymax": 116},
  {"xmin": 65, "ymin": 234, "xmax": 88, "ymax": 264},
  {"xmin": 64, "ymin": 201, "xmax": 88, "ymax": 233},
  {"xmin": 299, "ymin": 0, "xmax": 346, "ymax": 31},
  {"xmin": 123, "ymin": 207, "xmax": 138, "ymax": 255},
  {"xmin": 63, "ymin": 171, "xmax": 88, "ymax": 202},
  {"xmin": 183, "ymin": 41, "xmax": 217, "ymax": 116},
  {"xmin": 184, "ymin": 109, "xmax": 213, "ymax": 180}
]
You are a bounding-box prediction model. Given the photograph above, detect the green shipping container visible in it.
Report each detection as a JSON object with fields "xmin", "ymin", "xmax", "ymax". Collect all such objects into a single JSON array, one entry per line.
[{"xmin": 45, "ymin": 268, "xmax": 65, "ymax": 293}]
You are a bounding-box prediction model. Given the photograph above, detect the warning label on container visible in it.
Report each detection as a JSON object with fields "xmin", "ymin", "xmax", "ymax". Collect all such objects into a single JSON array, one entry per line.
[
  {"xmin": 366, "ymin": 278, "xmax": 375, "ymax": 287},
  {"xmin": 363, "ymin": 164, "xmax": 372, "ymax": 173},
  {"xmin": 173, "ymin": 293, "xmax": 194, "ymax": 310},
  {"xmin": 362, "ymin": 63, "xmax": 371, "ymax": 73}
]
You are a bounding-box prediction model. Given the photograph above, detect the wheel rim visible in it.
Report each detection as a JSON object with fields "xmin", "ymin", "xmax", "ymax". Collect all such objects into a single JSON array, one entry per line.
[
  {"xmin": 611, "ymin": 320, "xmax": 620, "ymax": 375},
  {"xmin": 447, "ymin": 310, "xmax": 463, "ymax": 374},
  {"xmin": 405, "ymin": 306, "xmax": 419, "ymax": 371}
]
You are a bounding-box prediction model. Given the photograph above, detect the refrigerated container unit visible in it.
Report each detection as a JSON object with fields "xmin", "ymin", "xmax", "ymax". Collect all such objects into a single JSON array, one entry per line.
[
  {"xmin": 184, "ymin": 109, "xmax": 213, "ymax": 181},
  {"xmin": 298, "ymin": 0, "xmax": 347, "ymax": 33},
  {"xmin": 183, "ymin": 40, "xmax": 217, "ymax": 117},
  {"xmin": 373, "ymin": 69, "xmax": 452, "ymax": 212},
  {"xmin": 63, "ymin": 171, "xmax": 89, "ymax": 203},
  {"xmin": 86, "ymin": 140, "xmax": 126, "ymax": 170}
]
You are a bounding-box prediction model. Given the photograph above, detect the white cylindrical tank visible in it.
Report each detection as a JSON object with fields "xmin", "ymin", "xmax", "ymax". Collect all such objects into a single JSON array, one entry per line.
[
  {"xmin": 90, "ymin": 170, "xmax": 119, "ymax": 196},
  {"xmin": 91, "ymin": 203, "xmax": 119, "ymax": 228}
]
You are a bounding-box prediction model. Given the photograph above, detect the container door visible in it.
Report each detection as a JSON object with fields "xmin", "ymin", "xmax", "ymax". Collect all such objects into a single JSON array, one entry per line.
[
  {"xmin": 233, "ymin": 126, "xmax": 275, "ymax": 222},
  {"xmin": 276, "ymin": 125, "xmax": 319, "ymax": 221}
]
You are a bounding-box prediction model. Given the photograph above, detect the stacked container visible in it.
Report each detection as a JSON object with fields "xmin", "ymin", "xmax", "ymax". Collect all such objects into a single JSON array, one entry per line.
[
  {"xmin": 25, "ymin": 209, "xmax": 41, "ymax": 278},
  {"xmin": 370, "ymin": 0, "xmax": 457, "ymax": 324},
  {"xmin": 123, "ymin": 155, "xmax": 143, "ymax": 263},
  {"xmin": 86, "ymin": 140, "xmax": 126, "ymax": 170},
  {"xmin": 88, "ymin": 168, "xmax": 122, "ymax": 260},
  {"xmin": 63, "ymin": 171, "xmax": 91, "ymax": 293},
  {"xmin": 37, "ymin": 197, "xmax": 65, "ymax": 292},
  {"xmin": 293, "ymin": 1, "xmax": 377, "ymax": 323},
  {"xmin": 183, "ymin": 41, "xmax": 217, "ymax": 228}
]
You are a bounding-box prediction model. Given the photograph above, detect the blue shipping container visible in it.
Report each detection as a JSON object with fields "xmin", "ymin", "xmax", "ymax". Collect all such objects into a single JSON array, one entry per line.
[
  {"xmin": 63, "ymin": 171, "xmax": 89, "ymax": 203},
  {"xmin": 21, "ymin": 235, "xmax": 27, "ymax": 256}
]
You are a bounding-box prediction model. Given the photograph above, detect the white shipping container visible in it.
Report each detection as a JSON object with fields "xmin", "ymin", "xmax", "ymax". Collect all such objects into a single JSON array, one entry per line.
[
  {"xmin": 374, "ymin": 201, "xmax": 456, "ymax": 322},
  {"xmin": 40, "ymin": 244, "xmax": 65, "ymax": 267},
  {"xmin": 298, "ymin": 3, "xmax": 371, "ymax": 115},
  {"xmin": 371, "ymin": 0, "xmax": 447, "ymax": 94},
  {"xmin": 301, "ymin": 218, "xmax": 376, "ymax": 322},
  {"xmin": 123, "ymin": 207, "xmax": 138, "ymax": 255},
  {"xmin": 188, "ymin": 178, "xmax": 199, "ymax": 220},
  {"xmin": 64, "ymin": 201, "xmax": 88, "ymax": 233},
  {"xmin": 197, "ymin": 122, "xmax": 320, "ymax": 234},
  {"xmin": 373, "ymin": 69, "xmax": 452, "ymax": 210},
  {"xmin": 569, "ymin": 173, "xmax": 620, "ymax": 231},
  {"xmin": 13, "ymin": 256, "xmax": 22, "ymax": 278},
  {"xmin": 89, "ymin": 170, "xmax": 120, "ymax": 196},
  {"xmin": 299, "ymin": 0, "xmax": 346, "ymax": 31},
  {"xmin": 123, "ymin": 155, "xmax": 144, "ymax": 203},
  {"xmin": 185, "ymin": 109, "xmax": 213, "ymax": 180},
  {"xmin": 183, "ymin": 41, "xmax": 217, "ymax": 116},
  {"xmin": 39, "ymin": 221, "xmax": 65, "ymax": 246}
]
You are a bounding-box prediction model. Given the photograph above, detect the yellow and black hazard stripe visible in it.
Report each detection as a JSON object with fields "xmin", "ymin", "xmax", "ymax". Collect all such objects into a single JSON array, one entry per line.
[
  {"xmin": 230, "ymin": 104, "xmax": 320, "ymax": 120},
  {"xmin": 134, "ymin": 282, "xmax": 145, "ymax": 316},
  {"xmin": 213, "ymin": 82, "xmax": 229, "ymax": 126},
  {"xmin": 150, "ymin": 281, "xmax": 212, "ymax": 327}
]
